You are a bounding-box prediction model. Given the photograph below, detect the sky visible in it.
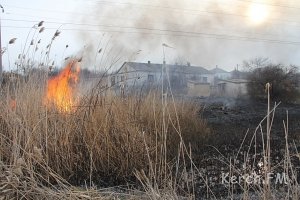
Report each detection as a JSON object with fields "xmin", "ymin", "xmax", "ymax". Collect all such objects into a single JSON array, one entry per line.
[{"xmin": 1, "ymin": 0, "xmax": 300, "ymax": 72}]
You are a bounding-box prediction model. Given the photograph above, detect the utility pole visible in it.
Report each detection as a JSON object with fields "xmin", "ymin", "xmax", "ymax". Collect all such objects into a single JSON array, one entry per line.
[{"xmin": 0, "ymin": 5, "xmax": 4, "ymax": 86}]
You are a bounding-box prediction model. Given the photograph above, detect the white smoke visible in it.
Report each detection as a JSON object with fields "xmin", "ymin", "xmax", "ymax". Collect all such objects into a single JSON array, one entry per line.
[{"xmin": 77, "ymin": 0, "xmax": 300, "ymax": 70}]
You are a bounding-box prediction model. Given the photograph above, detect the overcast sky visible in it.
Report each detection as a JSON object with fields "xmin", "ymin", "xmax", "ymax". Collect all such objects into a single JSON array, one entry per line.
[{"xmin": 1, "ymin": 0, "xmax": 300, "ymax": 71}]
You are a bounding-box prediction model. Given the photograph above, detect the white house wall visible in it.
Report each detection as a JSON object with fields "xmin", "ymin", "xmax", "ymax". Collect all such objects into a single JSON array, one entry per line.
[{"xmin": 116, "ymin": 69, "xmax": 162, "ymax": 88}]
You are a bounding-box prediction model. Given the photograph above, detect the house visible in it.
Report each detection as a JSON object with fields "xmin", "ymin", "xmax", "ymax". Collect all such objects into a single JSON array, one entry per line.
[
  {"xmin": 209, "ymin": 66, "xmax": 231, "ymax": 84},
  {"xmin": 111, "ymin": 61, "xmax": 214, "ymax": 94},
  {"xmin": 209, "ymin": 66, "xmax": 231, "ymax": 95},
  {"xmin": 217, "ymin": 79, "xmax": 249, "ymax": 97}
]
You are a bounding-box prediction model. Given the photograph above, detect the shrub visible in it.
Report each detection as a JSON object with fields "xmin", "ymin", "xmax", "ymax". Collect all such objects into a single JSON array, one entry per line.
[{"xmin": 247, "ymin": 64, "xmax": 299, "ymax": 102}]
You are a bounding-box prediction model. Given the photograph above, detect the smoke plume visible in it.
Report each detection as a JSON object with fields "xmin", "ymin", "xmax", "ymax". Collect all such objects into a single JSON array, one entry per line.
[{"xmin": 77, "ymin": 0, "xmax": 300, "ymax": 70}]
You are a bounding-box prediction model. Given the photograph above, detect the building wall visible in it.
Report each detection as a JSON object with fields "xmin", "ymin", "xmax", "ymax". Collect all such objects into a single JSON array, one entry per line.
[
  {"xmin": 219, "ymin": 82, "xmax": 247, "ymax": 97},
  {"xmin": 187, "ymin": 82, "xmax": 211, "ymax": 97},
  {"xmin": 186, "ymin": 73, "xmax": 202, "ymax": 81},
  {"xmin": 202, "ymin": 73, "xmax": 214, "ymax": 85},
  {"xmin": 112, "ymin": 65, "xmax": 162, "ymax": 89}
]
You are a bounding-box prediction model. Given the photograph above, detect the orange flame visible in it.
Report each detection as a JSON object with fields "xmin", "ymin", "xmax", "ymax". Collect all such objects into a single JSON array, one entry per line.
[
  {"xmin": 46, "ymin": 60, "xmax": 80, "ymax": 112},
  {"xmin": 9, "ymin": 99, "xmax": 16, "ymax": 111}
]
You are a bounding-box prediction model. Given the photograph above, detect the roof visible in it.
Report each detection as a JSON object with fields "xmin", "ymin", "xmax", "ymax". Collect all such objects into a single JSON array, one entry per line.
[
  {"xmin": 117, "ymin": 62, "xmax": 211, "ymax": 74},
  {"xmin": 230, "ymin": 70, "xmax": 249, "ymax": 79},
  {"xmin": 218, "ymin": 79, "xmax": 249, "ymax": 84},
  {"xmin": 209, "ymin": 67, "xmax": 229, "ymax": 74}
]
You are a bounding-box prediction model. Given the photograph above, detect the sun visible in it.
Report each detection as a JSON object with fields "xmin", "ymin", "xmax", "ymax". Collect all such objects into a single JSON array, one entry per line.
[{"xmin": 247, "ymin": 4, "xmax": 269, "ymax": 25}]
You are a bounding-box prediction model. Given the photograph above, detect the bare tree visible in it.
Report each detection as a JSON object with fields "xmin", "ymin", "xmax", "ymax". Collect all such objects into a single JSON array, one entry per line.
[
  {"xmin": 243, "ymin": 57, "xmax": 270, "ymax": 71},
  {"xmin": 247, "ymin": 63, "xmax": 300, "ymax": 102}
]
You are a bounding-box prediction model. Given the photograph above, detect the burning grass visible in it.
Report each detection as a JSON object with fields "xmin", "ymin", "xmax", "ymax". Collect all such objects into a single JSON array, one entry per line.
[
  {"xmin": 0, "ymin": 66, "xmax": 210, "ymax": 199},
  {"xmin": 46, "ymin": 60, "xmax": 80, "ymax": 112}
]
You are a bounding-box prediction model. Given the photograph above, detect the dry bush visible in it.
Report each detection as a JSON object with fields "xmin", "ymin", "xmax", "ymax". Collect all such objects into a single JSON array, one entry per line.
[{"xmin": 247, "ymin": 64, "xmax": 299, "ymax": 102}]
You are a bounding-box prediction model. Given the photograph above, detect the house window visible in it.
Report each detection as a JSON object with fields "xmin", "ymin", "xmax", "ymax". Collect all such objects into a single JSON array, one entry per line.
[
  {"xmin": 121, "ymin": 75, "xmax": 125, "ymax": 82},
  {"xmin": 111, "ymin": 76, "xmax": 115, "ymax": 86},
  {"xmin": 148, "ymin": 74, "xmax": 154, "ymax": 82},
  {"xmin": 203, "ymin": 77, "xmax": 208, "ymax": 83}
]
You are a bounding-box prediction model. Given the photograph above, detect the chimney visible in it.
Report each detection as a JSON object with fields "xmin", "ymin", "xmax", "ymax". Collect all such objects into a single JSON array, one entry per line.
[{"xmin": 187, "ymin": 62, "xmax": 191, "ymax": 67}]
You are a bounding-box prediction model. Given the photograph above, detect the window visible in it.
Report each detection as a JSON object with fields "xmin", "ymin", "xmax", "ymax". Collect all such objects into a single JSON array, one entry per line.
[
  {"xmin": 148, "ymin": 74, "xmax": 154, "ymax": 82},
  {"xmin": 121, "ymin": 75, "xmax": 125, "ymax": 82},
  {"xmin": 111, "ymin": 76, "xmax": 115, "ymax": 86},
  {"xmin": 203, "ymin": 77, "xmax": 208, "ymax": 83}
]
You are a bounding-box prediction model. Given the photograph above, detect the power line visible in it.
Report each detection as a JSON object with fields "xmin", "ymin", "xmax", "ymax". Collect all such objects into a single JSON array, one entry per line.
[
  {"xmin": 2, "ymin": 3, "xmax": 300, "ymax": 46},
  {"xmin": 4, "ymin": 13, "xmax": 72, "ymax": 22},
  {"xmin": 3, "ymin": 2, "xmax": 300, "ymax": 28},
  {"xmin": 84, "ymin": 0, "xmax": 300, "ymax": 19},
  {"xmin": 2, "ymin": 25, "xmax": 300, "ymax": 46},
  {"xmin": 3, "ymin": 17, "xmax": 300, "ymax": 40},
  {"xmin": 6, "ymin": 9, "xmax": 300, "ymax": 38},
  {"xmin": 5, "ymin": 6, "xmax": 300, "ymax": 33},
  {"xmin": 2, "ymin": 4, "xmax": 84, "ymax": 16},
  {"xmin": 6, "ymin": 10, "xmax": 300, "ymax": 34},
  {"xmin": 4, "ymin": 12, "xmax": 161, "ymax": 27}
]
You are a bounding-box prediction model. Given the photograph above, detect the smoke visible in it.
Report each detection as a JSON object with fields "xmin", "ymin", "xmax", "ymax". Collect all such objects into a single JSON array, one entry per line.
[{"xmin": 77, "ymin": 0, "xmax": 300, "ymax": 70}]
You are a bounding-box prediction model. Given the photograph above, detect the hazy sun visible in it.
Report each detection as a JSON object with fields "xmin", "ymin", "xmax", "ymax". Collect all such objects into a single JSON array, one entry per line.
[{"xmin": 247, "ymin": 4, "xmax": 269, "ymax": 25}]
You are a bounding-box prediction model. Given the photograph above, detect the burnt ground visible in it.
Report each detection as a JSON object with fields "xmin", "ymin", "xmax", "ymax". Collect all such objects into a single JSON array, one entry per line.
[
  {"xmin": 192, "ymin": 97, "xmax": 300, "ymax": 199},
  {"xmin": 201, "ymin": 97, "xmax": 300, "ymax": 145},
  {"xmin": 64, "ymin": 97, "xmax": 299, "ymax": 199}
]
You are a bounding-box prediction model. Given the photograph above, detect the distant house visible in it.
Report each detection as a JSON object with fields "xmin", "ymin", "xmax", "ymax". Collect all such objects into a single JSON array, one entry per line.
[
  {"xmin": 111, "ymin": 61, "xmax": 214, "ymax": 94},
  {"xmin": 110, "ymin": 61, "xmax": 251, "ymax": 98},
  {"xmin": 209, "ymin": 66, "xmax": 231, "ymax": 84},
  {"xmin": 217, "ymin": 79, "xmax": 249, "ymax": 97}
]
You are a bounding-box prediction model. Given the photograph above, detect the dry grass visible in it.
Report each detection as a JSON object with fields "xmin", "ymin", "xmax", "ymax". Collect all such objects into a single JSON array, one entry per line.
[
  {"xmin": 0, "ymin": 159, "xmax": 148, "ymax": 199},
  {"xmin": 1, "ymin": 24, "xmax": 209, "ymax": 198},
  {"xmin": 0, "ymin": 71, "xmax": 210, "ymax": 199}
]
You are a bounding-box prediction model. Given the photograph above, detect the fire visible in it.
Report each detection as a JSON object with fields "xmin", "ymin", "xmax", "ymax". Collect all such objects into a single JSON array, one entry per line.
[
  {"xmin": 46, "ymin": 60, "xmax": 80, "ymax": 112},
  {"xmin": 9, "ymin": 99, "xmax": 16, "ymax": 111}
]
